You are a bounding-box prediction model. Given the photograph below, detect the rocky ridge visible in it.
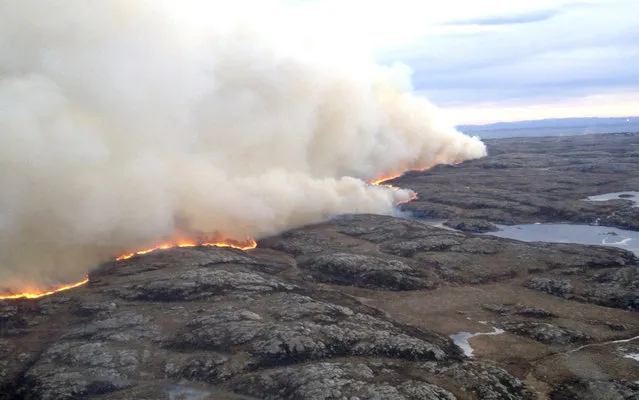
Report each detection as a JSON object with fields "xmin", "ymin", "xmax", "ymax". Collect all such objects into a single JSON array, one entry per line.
[{"xmin": 1, "ymin": 212, "xmax": 638, "ymax": 399}]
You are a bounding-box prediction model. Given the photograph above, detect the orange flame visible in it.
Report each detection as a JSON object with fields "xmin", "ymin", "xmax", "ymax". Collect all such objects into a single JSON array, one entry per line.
[
  {"xmin": 396, "ymin": 190, "xmax": 418, "ymax": 205},
  {"xmin": 0, "ymin": 276, "xmax": 89, "ymax": 300},
  {"xmin": 0, "ymin": 238, "xmax": 257, "ymax": 301},
  {"xmin": 115, "ymin": 238, "xmax": 257, "ymax": 261},
  {"xmin": 370, "ymin": 173, "xmax": 404, "ymax": 186},
  {"xmin": 371, "ymin": 172, "xmax": 420, "ymax": 205}
]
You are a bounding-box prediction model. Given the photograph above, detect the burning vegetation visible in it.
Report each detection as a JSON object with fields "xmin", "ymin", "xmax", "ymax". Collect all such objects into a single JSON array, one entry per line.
[
  {"xmin": 115, "ymin": 238, "xmax": 257, "ymax": 261},
  {"xmin": 0, "ymin": 1, "xmax": 486, "ymax": 299},
  {"xmin": 0, "ymin": 178, "xmax": 410, "ymax": 301},
  {"xmin": 0, "ymin": 277, "xmax": 89, "ymax": 301},
  {"xmin": 0, "ymin": 239, "xmax": 257, "ymax": 300}
]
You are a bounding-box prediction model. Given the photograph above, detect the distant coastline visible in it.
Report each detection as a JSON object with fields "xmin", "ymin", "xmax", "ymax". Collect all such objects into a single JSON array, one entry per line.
[{"xmin": 458, "ymin": 116, "xmax": 639, "ymax": 139}]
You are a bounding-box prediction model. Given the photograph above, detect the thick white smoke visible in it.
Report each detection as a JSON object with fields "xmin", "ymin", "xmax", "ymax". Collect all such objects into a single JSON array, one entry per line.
[{"xmin": 0, "ymin": 0, "xmax": 486, "ymax": 291}]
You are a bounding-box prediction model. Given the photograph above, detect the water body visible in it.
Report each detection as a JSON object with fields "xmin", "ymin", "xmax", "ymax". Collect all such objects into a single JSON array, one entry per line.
[
  {"xmin": 165, "ymin": 385, "xmax": 212, "ymax": 400},
  {"xmin": 450, "ymin": 327, "xmax": 505, "ymax": 357},
  {"xmin": 586, "ymin": 191, "xmax": 639, "ymax": 207},
  {"xmin": 485, "ymin": 224, "xmax": 639, "ymax": 256},
  {"xmin": 414, "ymin": 217, "xmax": 639, "ymax": 255}
]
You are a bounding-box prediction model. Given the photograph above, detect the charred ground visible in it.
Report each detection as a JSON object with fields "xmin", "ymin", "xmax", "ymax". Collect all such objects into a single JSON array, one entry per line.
[{"xmin": 1, "ymin": 132, "xmax": 638, "ymax": 399}]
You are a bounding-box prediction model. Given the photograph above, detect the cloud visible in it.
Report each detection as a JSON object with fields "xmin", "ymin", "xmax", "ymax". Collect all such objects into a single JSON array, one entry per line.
[
  {"xmin": 440, "ymin": 92, "xmax": 639, "ymax": 124},
  {"xmin": 373, "ymin": 0, "xmax": 639, "ymax": 120},
  {"xmin": 449, "ymin": 9, "xmax": 561, "ymax": 26}
]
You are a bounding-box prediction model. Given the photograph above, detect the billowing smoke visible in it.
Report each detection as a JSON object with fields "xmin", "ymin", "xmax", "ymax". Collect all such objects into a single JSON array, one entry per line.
[{"xmin": 0, "ymin": 1, "xmax": 486, "ymax": 290}]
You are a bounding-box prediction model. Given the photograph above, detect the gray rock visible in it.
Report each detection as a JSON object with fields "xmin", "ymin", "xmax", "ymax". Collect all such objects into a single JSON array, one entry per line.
[
  {"xmin": 166, "ymin": 308, "xmax": 265, "ymax": 351},
  {"xmin": 443, "ymin": 219, "xmax": 499, "ymax": 233},
  {"xmin": 94, "ymin": 247, "xmax": 263, "ymax": 277},
  {"xmin": 606, "ymin": 322, "xmax": 627, "ymax": 331},
  {"xmin": 62, "ymin": 311, "xmax": 160, "ymax": 342},
  {"xmin": 421, "ymin": 361, "xmax": 533, "ymax": 400},
  {"xmin": 231, "ymin": 361, "xmax": 457, "ymax": 400},
  {"xmin": 75, "ymin": 301, "xmax": 118, "ymax": 317},
  {"xmin": 524, "ymin": 267, "xmax": 639, "ymax": 310},
  {"xmin": 23, "ymin": 341, "xmax": 138, "ymax": 400},
  {"xmin": 550, "ymin": 379, "xmax": 639, "ymax": 400},
  {"xmin": 0, "ymin": 303, "xmax": 26, "ymax": 332},
  {"xmin": 117, "ymin": 269, "xmax": 296, "ymax": 301},
  {"xmin": 380, "ymin": 236, "xmax": 463, "ymax": 257},
  {"xmin": 266, "ymin": 294, "xmax": 354, "ymax": 322},
  {"xmin": 481, "ymin": 303, "xmax": 511, "ymax": 315},
  {"xmin": 501, "ymin": 321, "xmax": 591, "ymax": 345},
  {"xmin": 164, "ymin": 352, "xmax": 233, "ymax": 382},
  {"xmin": 300, "ymin": 253, "xmax": 433, "ymax": 290},
  {"xmin": 524, "ymin": 277, "xmax": 574, "ymax": 298},
  {"xmin": 481, "ymin": 303, "xmax": 557, "ymax": 319},
  {"xmin": 335, "ymin": 217, "xmax": 417, "ymax": 243},
  {"xmin": 0, "ymin": 340, "xmax": 9, "ymax": 380},
  {"xmin": 583, "ymin": 267, "xmax": 639, "ymax": 310},
  {"xmin": 397, "ymin": 381, "xmax": 458, "ymax": 400},
  {"xmin": 514, "ymin": 306, "xmax": 557, "ymax": 319},
  {"xmin": 24, "ymin": 369, "xmax": 135, "ymax": 400},
  {"xmin": 249, "ymin": 310, "xmax": 449, "ymax": 367}
]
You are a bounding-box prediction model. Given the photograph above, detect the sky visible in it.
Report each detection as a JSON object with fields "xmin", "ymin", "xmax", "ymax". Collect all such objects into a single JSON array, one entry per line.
[{"xmin": 288, "ymin": 0, "xmax": 639, "ymax": 124}]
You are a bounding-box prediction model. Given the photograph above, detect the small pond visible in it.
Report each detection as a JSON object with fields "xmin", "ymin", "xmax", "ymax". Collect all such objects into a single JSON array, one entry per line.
[
  {"xmin": 585, "ymin": 191, "xmax": 639, "ymax": 207},
  {"xmin": 485, "ymin": 223, "xmax": 639, "ymax": 256},
  {"xmin": 450, "ymin": 327, "xmax": 505, "ymax": 357}
]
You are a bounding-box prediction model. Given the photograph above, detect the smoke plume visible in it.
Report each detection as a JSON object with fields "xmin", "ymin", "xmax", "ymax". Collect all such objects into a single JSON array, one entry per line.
[{"xmin": 0, "ymin": 0, "xmax": 486, "ymax": 290}]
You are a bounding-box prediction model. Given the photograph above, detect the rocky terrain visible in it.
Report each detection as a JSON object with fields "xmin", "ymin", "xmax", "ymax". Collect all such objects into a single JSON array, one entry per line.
[
  {"xmin": 398, "ymin": 132, "xmax": 639, "ymax": 231},
  {"xmin": 1, "ymin": 132, "xmax": 639, "ymax": 399}
]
